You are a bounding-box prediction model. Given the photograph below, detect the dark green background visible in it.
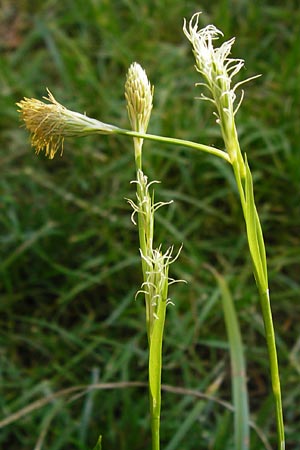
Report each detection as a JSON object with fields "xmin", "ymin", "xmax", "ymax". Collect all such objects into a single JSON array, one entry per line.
[{"xmin": 1, "ymin": 1, "xmax": 300, "ymax": 448}]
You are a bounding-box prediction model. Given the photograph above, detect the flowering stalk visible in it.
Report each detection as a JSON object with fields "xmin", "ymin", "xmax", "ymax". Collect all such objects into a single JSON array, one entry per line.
[
  {"xmin": 184, "ymin": 13, "xmax": 284, "ymax": 450},
  {"xmin": 125, "ymin": 62, "xmax": 182, "ymax": 450},
  {"xmin": 17, "ymin": 90, "xmax": 229, "ymax": 162},
  {"xmin": 127, "ymin": 170, "xmax": 179, "ymax": 450}
]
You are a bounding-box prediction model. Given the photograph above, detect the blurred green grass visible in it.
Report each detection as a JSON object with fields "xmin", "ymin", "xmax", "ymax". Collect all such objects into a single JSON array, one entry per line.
[{"xmin": 1, "ymin": 0, "xmax": 300, "ymax": 449}]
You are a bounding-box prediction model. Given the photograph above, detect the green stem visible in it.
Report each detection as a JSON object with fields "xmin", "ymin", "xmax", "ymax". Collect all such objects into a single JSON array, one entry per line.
[
  {"xmin": 132, "ymin": 142, "xmax": 152, "ymax": 341},
  {"xmin": 229, "ymin": 136, "xmax": 285, "ymax": 450},
  {"xmin": 149, "ymin": 277, "xmax": 168, "ymax": 450},
  {"xmin": 115, "ymin": 128, "xmax": 231, "ymax": 163},
  {"xmin": 259, "ymin": 288, "xmax": 285, "ymax": 450},
  {"xmin": 131, "ymin": 136, "xmax": 164, "ymax": 450},
  {"xmin": 151, "ymin": 413, "xmax": 160, "ymax": 450}
]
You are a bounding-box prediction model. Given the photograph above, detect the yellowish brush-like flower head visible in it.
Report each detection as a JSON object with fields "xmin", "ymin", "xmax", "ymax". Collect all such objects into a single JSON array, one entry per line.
[{"xmin": 17, "ymin": 89, "xmax": 118, "ymax": 159}]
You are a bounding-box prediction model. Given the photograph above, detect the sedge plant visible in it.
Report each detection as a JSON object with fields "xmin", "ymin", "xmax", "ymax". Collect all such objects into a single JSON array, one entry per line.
[
  {"xmin": 17, "ymin": 12, "xmax": 284, "ymax": 450},
  {"xmin": 125, "ymin": 62, "xmax": 183, "ymax": 450},
  {"xmin": 182, "ymin": 13, "xmax": 284, "ymax": 450}
]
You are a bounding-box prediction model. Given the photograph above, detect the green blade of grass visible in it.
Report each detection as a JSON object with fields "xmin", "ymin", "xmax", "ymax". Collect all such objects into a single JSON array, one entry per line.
[
  {"xmin": 210, "ymin": 269, "xmax": 250, "ymax": 450},
  {"xmin": 92, "ymin": 435, "xmax": 102, "ymax": 450}
]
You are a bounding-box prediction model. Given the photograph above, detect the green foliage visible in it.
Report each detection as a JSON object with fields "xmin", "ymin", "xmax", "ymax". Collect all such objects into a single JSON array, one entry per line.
[
  {"xmin": 211, "ymin": 271, "xmax": 250, "ymax": 449},
  {"xmin": 93, "ymin": 435, "xmax": 102, "ymax": 450},
  {"xmin": 1, "ymin": 0, "xmax": 300, "ymax": 449}
]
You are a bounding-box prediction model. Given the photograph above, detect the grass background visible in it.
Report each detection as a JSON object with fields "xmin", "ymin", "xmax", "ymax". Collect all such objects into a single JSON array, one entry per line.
[{"xmin": 1, "ymin": 0, "xmax": 300, "ymax": 449}]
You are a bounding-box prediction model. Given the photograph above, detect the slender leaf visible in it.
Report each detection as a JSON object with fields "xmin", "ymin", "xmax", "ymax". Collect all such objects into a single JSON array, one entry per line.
[
  {"xmin": 213, "ymin": 270, "xmax": 250, "ymax": 450},
  {"xmin": 93, "ymin": 435, "xmax": 102, "ymax": 450},
  {"xmin": 244, "ymin": 155, "xmax": 268, "ymax": 291}
]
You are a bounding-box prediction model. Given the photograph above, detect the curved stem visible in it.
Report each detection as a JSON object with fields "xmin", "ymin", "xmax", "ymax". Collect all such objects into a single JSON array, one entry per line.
[{"xmin": 115, "ymin": 128, "xmax": 231, "ymax": 163}]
